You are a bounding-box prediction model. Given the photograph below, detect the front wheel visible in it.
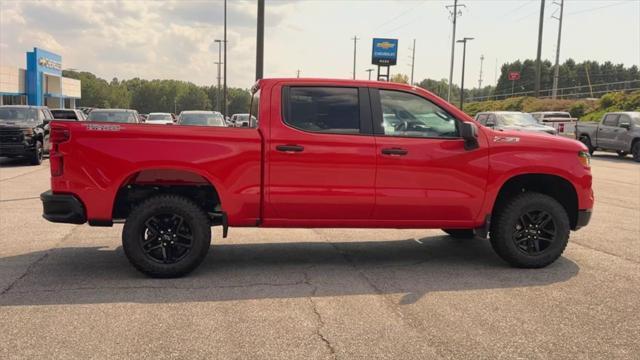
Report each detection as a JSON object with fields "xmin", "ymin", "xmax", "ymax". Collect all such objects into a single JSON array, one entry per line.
[
  {"xmin": 579, "ymin": 136, "xmax": 594, "ymax": 155},
  {"xmin": 122, "ymin": 195, "xmax": 211, "ymax": 278},
  {"xmin": 632, "ymin": 142, "xmax": 640, "ymax": 162},
  {"xmin": 490, "ymin": 192, "xmax": 570, "ymax": 268},
  {"xmin": 29, "ymin": 141, "xmax": 43, "ymax": 165}
]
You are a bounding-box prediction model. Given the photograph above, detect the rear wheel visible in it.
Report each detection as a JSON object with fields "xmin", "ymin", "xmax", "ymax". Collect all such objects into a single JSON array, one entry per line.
[
  {"xmin": 29, "ymin": 141, "xmax": 43, "ymax": 165},
  {"xmin": 122, "ymin": 195, "xmax": 211, "ymax": 278},
  {"xmin": 632, "ymin": 141, "xmax": 640, "ymax": 162},
  {"xmin": 442, "ymin": 229, "xmax": 475, "ymax": 239},
  {"xmin": 490, "ymin": 192, "xmax": 570, "ymax": 268},
  {"xmin": 579, "ymin": 136, "xmax": 594, "ymax": 155}
]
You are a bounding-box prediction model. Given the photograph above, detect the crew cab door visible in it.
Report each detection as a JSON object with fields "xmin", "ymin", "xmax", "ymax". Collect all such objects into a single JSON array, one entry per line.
[
  {"xmin": 266, "ymin": 85, "xmax": 376, "ymax": 222},
  {"xmin": 370, "ymin": 88, "xmax": 489, "ymax": 224},
  {"xmin": 597, "ymin": 114, "xmax": 620, "ymax": 148}
]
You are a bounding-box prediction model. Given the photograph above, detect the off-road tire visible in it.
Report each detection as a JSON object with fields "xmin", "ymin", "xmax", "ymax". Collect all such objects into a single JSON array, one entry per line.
[
  {"xmin": 29, "ymin": 141, "xmax": 43, "ymax": 165},
  {"xmin": 123, "ymin": 195, "xmax": 211, "ymax": 278},
  {"xmin": 490, "ymin": 192, "xmax": 570, "ymax": 268},
  {"xmin": 632, "ymin": 141, "xmax": 640, "ymax": 162}
]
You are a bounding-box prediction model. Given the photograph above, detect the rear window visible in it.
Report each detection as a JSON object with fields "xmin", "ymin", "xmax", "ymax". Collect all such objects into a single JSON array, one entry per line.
[
  {"xmin": 88, "ymin": 111, "xmax": 136, "ymax": 123},
  {"xmin": 285, "ymin": 87, "xmax": 360, "ymax": 134},
  {"xmin": 148, "ymin": 114, "xmax": 173, "ymax": 121},
  {"xmin": 179, "ymin": 113, "xmax": 225, "ymax": 127},
  {"xmin": 51, "ymin": 110, "xmax": 79, "ymax": 120}
]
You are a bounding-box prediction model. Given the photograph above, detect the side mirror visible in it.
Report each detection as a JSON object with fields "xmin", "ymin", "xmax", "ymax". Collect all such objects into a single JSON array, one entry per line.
[
  {"xmin": 460, "ymin": 122, "xmax": 479, "ymax": 150},
  {"xmin": 620, "ymin": 122, "xmax": 631, "ymax": 130}
]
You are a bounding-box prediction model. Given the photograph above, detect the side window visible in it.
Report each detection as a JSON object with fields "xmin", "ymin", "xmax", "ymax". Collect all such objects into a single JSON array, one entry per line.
[
  {"xmin": 603, "ymin": 114, "xmax": 619, "ymax": 126},
  {"xmin": 378, "ymin": 90, "xmax": 459, "ymax": 138},
  {"xmin": 618, "ymin": 115, "xmax": 631, "ymax": 127},
  {"xmin": 38, "ymin": 110, "xmax": 47, "ymax": 123},
  {"xmin": 285, "ymin": 87, "xmax": 360, "ymax": 134},
  {"xmin": 476, "ymin": 114, "xmax": 488, "ymax": 125}
]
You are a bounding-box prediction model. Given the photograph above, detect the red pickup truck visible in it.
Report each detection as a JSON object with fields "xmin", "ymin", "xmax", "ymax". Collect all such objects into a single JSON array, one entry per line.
[{"xmin": 41, "ymin": 79, "xmax": 594, "ymax": 277}]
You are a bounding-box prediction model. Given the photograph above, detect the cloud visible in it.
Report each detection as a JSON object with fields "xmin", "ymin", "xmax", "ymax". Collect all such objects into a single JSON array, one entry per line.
[{"xmin": 0, "ymin": 0, "xmax": 298, "ymax": 87}]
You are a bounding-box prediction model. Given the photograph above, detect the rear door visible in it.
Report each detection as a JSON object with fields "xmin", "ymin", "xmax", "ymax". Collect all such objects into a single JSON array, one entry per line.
[
  {"xmin": 371, "ymin": 88, "xmax": 489, "ymax": 225},
  {"xmin": 597, "ymin": 114, "xmax": 619, "ymax": 148},
  {"xmin": 266, "ymin": 85, "xmax": 376, "ymax": 222}
]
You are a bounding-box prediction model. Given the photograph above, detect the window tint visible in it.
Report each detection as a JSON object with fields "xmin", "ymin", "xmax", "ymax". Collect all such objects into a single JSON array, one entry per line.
[
  {"xmin": 286, "ymin": 87, "xmax": 360, "ymax": 134},
  {"xmin": 603, "ymin": 114, "xmax": 619, "ymax": 126},
  {"xmin": 379, "ymin": 90, "xmax": 458, "ymax": 138}
]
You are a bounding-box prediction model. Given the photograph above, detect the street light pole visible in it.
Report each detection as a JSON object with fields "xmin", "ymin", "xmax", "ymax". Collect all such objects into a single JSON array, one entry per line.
[
  {"xmin": 457, "ymin": 37, "xmax": 474, "ymax": 109},
  {"xmin": 366, "ymin": 68, "xmax": 374, "ymax": 80},
  {"xmin": 256, "ymin": 0, "xmax": 264, "ymax": 81},
  {"xmin": 214, "ymin": 39, "xmax": 223, "ymax": 112}
]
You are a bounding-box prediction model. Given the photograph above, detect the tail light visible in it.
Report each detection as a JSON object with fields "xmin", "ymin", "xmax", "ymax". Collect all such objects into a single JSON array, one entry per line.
[{"xmin": 50, "ymin": 126, "xmax": 70, "ymax": 176}]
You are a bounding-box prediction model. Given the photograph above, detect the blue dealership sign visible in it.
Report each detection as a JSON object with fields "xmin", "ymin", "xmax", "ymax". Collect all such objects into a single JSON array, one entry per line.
[
  {"xmin": 372, "ymin": 38, "xmax": 398, "ymax": 66},
  {"xmin": 26, "ymin": 47, "xmax": 62, "ymax": 105}
]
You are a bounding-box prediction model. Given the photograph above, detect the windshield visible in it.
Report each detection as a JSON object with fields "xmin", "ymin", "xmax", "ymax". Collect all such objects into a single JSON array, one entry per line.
[
  {"xmin": 179, "ymin": 113, "xmax": 225, "ymax": 126},
  {"xmin": 498, "ymin": 113, "xmax": 540, "ymax": 126},
  {"xmin": 88, "ymin": 111, "xmax": 136, "ymax": 123},
  {"xmin": 0, "ymin": 108, "xmax": 37, "ymax": 122},
  {"xmin": 148, "ymin": 114, "xmax": 172, "ymax": 121}
]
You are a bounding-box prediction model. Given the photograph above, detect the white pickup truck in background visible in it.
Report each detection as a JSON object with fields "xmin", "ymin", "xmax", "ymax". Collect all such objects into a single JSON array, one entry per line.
[{"xmin": 531, "ymin": 111, "xmax": 578, "ymax": 138}]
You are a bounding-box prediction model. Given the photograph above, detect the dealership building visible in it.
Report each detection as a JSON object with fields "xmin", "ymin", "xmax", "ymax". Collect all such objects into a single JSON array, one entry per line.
[{"xmin": 0, "ymin": 47, "xmax": 81, "ymax": 108}]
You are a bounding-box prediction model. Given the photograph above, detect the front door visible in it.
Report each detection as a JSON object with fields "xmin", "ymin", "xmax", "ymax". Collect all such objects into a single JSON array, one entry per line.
[
  {"xmin": 266, "ymin": 85, "xmax": 376, "ymax": 222},
  {"xmin": 598, "ymin": 114, "xmax": 620, "ymax": 148},
  {"xmin": 371, "ymin": 88, "xmax": 489, "ymax": 225}
]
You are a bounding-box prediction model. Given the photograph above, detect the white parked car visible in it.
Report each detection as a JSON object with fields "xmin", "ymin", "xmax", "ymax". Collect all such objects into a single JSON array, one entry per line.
[{"xmin": 146, "ymin": 112, "xmax": 175, "ymax": 125}]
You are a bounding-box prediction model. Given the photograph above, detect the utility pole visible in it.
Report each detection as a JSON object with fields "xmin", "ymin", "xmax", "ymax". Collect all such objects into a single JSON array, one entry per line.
[
  {"xmin": 296, "ymin": 70, "xmax": 300, "ymax": 78},
  {"xmin": 478, "ymin": 54, "xmax": 485, "ymax": 89},
  {"xmin": 351, "ymin": 36, "xmax": 359, "ymax": 80},
  {"xmin": 446, "ymin": 1, "xmax": 465, "ymax": 102},
  {"xmin": 585, "ymin": 63, "xmax": 594, "ymax": 98},
  {"xmin": 534, "ymin": 0, "xmax": 545, "ymax": 97},
  {"xmin": 223, "ymin": 0, "xmax": 228, "ymax": 117},
  {"xmin": 457, "ymin": 37, "xmax": 474, "ymax": 109},
  {"xmin": 551, "ymin": 0, "xmax": 564, "ymax": 99},
  {"xmin": 410, "ymin": 39, "xmax": 416, "ymax": 85},
  {"xmin": 214, "ymin": 39, "xmax": 223, "ymax": 112},
  {"xmin": 366, "ymin": 68, "xmax": 374, "ymax": 80},
  {"xmin": 256, "ymin": 0, "xmax": 264, "ymax": 81}
]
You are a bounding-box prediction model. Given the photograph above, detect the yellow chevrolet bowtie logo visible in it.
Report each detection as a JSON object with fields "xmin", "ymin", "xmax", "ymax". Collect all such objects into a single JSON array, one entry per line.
[{"xmin": 376, "ymin": 41, "xmax": 395, "ymax": 49}]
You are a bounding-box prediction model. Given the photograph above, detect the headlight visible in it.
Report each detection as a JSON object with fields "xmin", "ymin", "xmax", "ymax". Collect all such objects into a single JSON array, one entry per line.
[{"xmin": 578, "ymin": 151, "xmax": 591, "ymax": 168}]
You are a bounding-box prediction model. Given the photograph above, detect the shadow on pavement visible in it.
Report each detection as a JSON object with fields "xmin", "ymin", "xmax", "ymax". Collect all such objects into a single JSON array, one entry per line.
[{"xmin": 0, "ymin": 236, "xmax": 579, "ymax": 306}]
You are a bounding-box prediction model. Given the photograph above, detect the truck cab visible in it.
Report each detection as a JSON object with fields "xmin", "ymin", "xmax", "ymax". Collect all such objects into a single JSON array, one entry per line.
[{"xmin": 576, "ymin": 111, "xmax": 640, "ymax": 161}]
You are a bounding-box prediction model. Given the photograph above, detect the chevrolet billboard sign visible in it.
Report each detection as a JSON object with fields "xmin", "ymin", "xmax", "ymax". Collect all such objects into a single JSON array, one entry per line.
[{"xmin": 372, "ymin": 38, "xmax": 398, "ymax": 66}]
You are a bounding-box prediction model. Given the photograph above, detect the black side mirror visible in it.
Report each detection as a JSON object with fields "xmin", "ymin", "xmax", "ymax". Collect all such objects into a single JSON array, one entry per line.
[
  {"xmin": 620, "ymin": 122, "xmax": 631, "ymax": 130},
  {"xmin": 460, "ymin": 122, "xmax": 479, "ymax": 150}
]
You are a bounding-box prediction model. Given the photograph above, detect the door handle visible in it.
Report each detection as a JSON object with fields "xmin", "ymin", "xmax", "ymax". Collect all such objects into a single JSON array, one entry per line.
[
  {"xmin": 276, "ymin": 144, "xmax": 304, "ymax": 152},
  {"xmin": 381, "ymin": 147, "xmax": 408, "ymax": 156}
]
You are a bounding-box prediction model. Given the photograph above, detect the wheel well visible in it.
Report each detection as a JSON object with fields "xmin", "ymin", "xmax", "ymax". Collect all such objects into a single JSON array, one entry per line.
[
  {"xmin": 112, "ymin": 169, "xmax": 221, "ymax": 220},
  {"xmin": 493, "ymin": 174, "xmax": 579, "ymax": 229},
  {"xmin": 631, "ymin": 137, "xmax": 640, "ymax": 152}
]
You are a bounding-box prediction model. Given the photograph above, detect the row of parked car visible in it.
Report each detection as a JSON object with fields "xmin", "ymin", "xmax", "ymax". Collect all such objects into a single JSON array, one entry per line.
[
  {"xmin": 0, "ymin": 105, "xmax": 258, "ymax": 165},
  {"xmin": 472, "ymin": 110, "xmax": 640, "ymax": 161}
]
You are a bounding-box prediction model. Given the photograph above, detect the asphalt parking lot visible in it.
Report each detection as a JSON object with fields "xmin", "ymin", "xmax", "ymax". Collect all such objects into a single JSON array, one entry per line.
[{"xmin": 1, "ymin": 154, "xmax": 638, "ymax": 359}]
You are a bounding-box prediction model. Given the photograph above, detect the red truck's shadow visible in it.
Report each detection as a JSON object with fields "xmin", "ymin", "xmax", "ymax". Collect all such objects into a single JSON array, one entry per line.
[{"xmin": 0, "ymin": 236, "xmax": 579, "ymax": 306}]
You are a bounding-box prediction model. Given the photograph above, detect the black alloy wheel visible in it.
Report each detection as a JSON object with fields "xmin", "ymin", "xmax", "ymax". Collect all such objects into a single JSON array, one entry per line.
[
  {"xmin": 141, "ymin": 214, "xmax": 193, "ymax": 264},
  {"xmin": 512, "ymin": 210, "xmax": 556, "ymax": 256}
]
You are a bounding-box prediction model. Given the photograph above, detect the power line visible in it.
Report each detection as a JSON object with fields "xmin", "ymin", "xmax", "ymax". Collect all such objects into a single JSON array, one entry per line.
[
  {"xmin": 565, "ymin": 1, "xmax": 628, "ymax": 15},
  {"xmin": 373, "ymin": 0, "xmax": 427, "ymax": 31}
]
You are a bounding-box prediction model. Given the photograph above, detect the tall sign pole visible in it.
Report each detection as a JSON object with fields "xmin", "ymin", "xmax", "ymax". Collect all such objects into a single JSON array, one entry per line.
[
  {"xmin": 551, "ymin": 0, "xmax": 564, "ymax": 99},
  {"xmin": 256, "ymin": 0, "xmax": 264, "ymax": 81},
  {"xmin": 223, "ymin": 0, "xmax": 228, "ymax": 117},
  {"xmin": 534, "ymin": 0, "xmax": 545, "ymax": 97}
]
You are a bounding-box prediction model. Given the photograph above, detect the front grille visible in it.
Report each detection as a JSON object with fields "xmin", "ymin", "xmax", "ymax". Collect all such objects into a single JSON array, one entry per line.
[{"xmin": 0, "ymin": 130, "xmax": 24, "ymax": 144}]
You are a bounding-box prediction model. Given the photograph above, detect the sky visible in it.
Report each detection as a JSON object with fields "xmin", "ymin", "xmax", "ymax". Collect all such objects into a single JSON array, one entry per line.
[{"xmin": 1, "ymin": 0, "xmax": 639, "ymax": 89}]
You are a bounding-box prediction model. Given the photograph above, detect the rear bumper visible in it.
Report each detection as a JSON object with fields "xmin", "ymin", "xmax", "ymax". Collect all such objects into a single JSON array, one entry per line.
[
  {"xmin": 574, "ymin": 209, "xmax": 592, "ymax": 230},
  {"xmin": 40, "ymin": 190, "xmax": 86, "ymax": 224}
]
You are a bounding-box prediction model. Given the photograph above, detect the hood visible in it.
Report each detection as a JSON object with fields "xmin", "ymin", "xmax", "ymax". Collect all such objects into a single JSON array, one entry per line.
[
  {"xmin": 486, "ymin": 127, "xmax": 587, "ymax": 152},
  {"xmin": 0, "ymin": 121, "xmax": 38, "ymax": 130}
]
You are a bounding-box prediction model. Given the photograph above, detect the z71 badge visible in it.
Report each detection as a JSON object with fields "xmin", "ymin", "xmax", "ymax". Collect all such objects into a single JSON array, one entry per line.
[
  {"xmin": 85, "ymin": 123, "xmax": 121, "ymax": 131},
  {"xmin": 493, "ymin": 136, "xmax": 520, "ymax": 143}
]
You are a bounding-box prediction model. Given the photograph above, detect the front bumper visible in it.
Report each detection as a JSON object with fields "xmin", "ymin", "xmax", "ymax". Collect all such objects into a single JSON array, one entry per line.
[
  {"xmin": 574, "ymin": 209, "xmax": 592, "ymax": 230},
  {"xmin": 40, "ymin": 190, "xmax": 86, "ymax": 224},
  {"xmin": 0, "ymin": 143, "xmax": 35, "ymax": 156}
]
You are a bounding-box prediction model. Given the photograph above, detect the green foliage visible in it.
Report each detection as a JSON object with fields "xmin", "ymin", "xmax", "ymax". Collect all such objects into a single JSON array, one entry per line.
[
  {"xmin": 568, "ymin": 102, "xmax": 587, "ymax": 118},
  {"xmin": 62, "ymin": 70, "xmax": 250, "ymax": 116}
]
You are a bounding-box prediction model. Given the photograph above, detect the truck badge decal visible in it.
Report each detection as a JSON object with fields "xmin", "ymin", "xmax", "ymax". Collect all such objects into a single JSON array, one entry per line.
[
  {"xmin": 85, "ymin": 124, "xmax": 121, "ymax": 131},
  {"xmin": 493, "ymin": 136, "xmax": 520, "ymax": 143}
]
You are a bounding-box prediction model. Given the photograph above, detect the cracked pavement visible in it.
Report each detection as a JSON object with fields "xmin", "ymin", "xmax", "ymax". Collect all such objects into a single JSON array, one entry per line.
[{"xmin": 1, "ymin": 154, "xmax": 639, "ymax": 359}]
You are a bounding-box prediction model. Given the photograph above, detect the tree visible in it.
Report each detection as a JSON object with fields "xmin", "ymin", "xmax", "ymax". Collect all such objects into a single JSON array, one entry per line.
[{"xmin": 390, "ymin": 73, "xmax": 409, "ymax": 84}]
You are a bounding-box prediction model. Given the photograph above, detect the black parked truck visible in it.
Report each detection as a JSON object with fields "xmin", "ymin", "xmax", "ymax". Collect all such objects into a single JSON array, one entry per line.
[{"xmin": 0, "ymin": 105, "xmax": 53, "ymax": 165}]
